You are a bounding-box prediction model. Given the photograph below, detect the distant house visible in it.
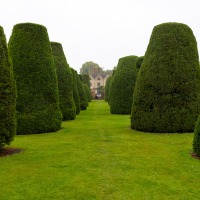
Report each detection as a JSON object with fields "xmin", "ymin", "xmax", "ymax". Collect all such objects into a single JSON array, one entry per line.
[{"xmin": 89, "ymin": 67, "xmax": 110, "ymax": 99}]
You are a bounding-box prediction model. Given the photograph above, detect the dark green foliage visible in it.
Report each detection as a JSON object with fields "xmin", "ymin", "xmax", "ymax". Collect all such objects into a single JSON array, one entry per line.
[
  {"xmin": 83, "ymin": 84, "xmax": 92, "ymax": 102},
  {"xmin": 81, "ymin": 74, "xmax": 90, "ymax": 88},
  {"xmin": 136, "ymin": 56, "xmax": 144, "ymax": 69},
  {"xmin": 109, "ymin": 56, "xmax": 138, "ymax": 114},
  {"xmin": 0, "ymin": 26, "xmax": 16, "ymax": 148},
  {"xmin": 193, "ymin": 116, "xmax": 200, "ymax": 156},
  {"xmin": 71, "ymin": 68, "xmax": 81, "ymax": 114},
  {"xmin": 76, "ymin": 72, "xmax": 88, "ymax": 110},
  {"xmin": 8, "ymin": 23, "xmax": 62, "ymax": 134},
  {"xmin": 51, "ymin": 42, "xmax": 76, "ymax": 120},
  {"xmin": 104, "ymin": 76, "xmax": 112, "ymax": 103},
  {"xmin": 131, "ymin": 22, "xmax": 200, "ymax": 133}
]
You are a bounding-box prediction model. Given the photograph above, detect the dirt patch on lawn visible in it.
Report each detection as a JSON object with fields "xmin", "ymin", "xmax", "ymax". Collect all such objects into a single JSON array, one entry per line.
[
  {"xmin": 0, "ymin": 147, "xmax": 23, "ymax": 157},
  {"xmin": 191, "ymin": 152, "xmax": 200, "ymax": 160}
]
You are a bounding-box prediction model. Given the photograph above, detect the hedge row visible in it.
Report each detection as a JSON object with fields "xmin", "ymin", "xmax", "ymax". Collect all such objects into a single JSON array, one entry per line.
[{"xmin": 0, "ymin": 26, "xmax": 16, "ymax": 148}]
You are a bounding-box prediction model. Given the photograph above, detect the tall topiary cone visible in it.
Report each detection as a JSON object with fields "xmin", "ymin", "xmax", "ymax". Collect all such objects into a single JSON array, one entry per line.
[
  {"xmin": 8, "ymin": 23, "xmax": 62, "ymax": 134},
  {"xmin": 71, "ymin": 68, "xmax": 81, "ymax": 114},
  {"xmin": 131, "ymin": 22, "xmax": 200, "ymax": 133},
  {"xmin": 109, "ymin": 56, "xmax": 138, "ymax": 114},
  {"xmin": 193, "ymin": 116, "xmax": 200, "ymax": 157},
  {"xmin": 104, "ymin": 76, "xmax": 112, "ymax": 103},
  {"xmin": 83, "ymin": 83, "xmax": 91, "ymax": 103},
  {"xmin": 0, "ymin": 26, "xmax": 16, "ymax": 148},
  {"xmin": 76, "ymin": 72, "xmax": 88, "ymax": 110},
  {"xmin": 51, "ymin": 42, "xmax": 76, "ymax": 120}
]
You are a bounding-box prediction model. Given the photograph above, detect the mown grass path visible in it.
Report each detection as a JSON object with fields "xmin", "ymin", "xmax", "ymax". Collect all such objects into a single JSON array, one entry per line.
[{"xmin": 1, "ymin": 100, "xmax": 200, "ymax": 199}]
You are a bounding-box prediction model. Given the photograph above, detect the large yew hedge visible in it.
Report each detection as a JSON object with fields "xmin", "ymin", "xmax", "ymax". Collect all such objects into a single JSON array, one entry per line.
[
  {"xmin": 51, "ymin": 42, "xmax": 76, "ymax": 120},
  {"xmin": 83, "ymin": 83, "xmax": 92, "ymax": 102},
  {"xmin": 8, "ymin": 23, "xmax": 62, "ymax": 134},
  {"xmin": 0, "ymin": 26, "xmax": 16, "ymax": 148},
  {"xmin": 131, "ymin": 22, "xmax": 200, "ymax": 133},
  {"xmin": 109, "ymin": 56, "xmax": 138, "ymax": 114},
  {"xmin": 71, "ymin": 68, "xmax": 81, "ymax": 114},
  {"xmin": 104, "ymin": 76, "xmax": 112, "ymax": 103},
  {"xmin": 76, "ymin": 72, "xmax": 88, "ymax": 110}
]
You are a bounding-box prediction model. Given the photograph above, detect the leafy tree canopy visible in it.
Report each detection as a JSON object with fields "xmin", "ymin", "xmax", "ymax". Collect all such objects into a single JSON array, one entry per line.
[
  {"xmin": 80, "ymin": 61, "xmax": 113, "ymax": 75},
  {"xmin": 80, "ymin": 61, "xmax": 102, "ymax": 74}
]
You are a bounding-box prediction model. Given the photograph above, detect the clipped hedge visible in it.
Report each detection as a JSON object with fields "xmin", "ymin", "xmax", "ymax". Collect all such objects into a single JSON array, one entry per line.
[
  {"xmin": 136, "ymin": 56, "xmax": 144, "ymax": 69},
  {"xmin": 131, "ymin": 22, "xmax": 200, "ymax": 133},
  {"xmin": 71, "ymin": 68, "xmax": 81, "ymax": 115},
  {"xmin": 109, "ymin": 56, "xmax": 138, "ymax": 114},
  {"xmin": 193, "ymin": 116, "xmax": 200, "ymax": 157},
  {"xmin": 51, "ymin": 42, "xmax": 76, "ymax": 120},
  {"xmin": 82, "ymin": 74, "xmax": 90, "ymax": 88},
  {"xmin": 8, "ymin": 23, "xmax": 62, "ymax": 134},
  {"xmin": 0, "ymin": 26, "xmax": 16, "ymax": 148},
  {"xmin": 76, "ymin": 72, "xmax": 88, "ymax": 110},
  {"xmin": 104, "ymin": 76, "xmax": 112, "ymax": 103},
  {"xmin": 83, "ymin": 83, "xmax": 92, "ymax": 102}
]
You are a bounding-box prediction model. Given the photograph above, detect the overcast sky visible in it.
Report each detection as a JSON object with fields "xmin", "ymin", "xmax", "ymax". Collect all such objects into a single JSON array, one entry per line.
[{"xmin": 1, "ymin": 0, "xmax": 200, "ymax": 72}]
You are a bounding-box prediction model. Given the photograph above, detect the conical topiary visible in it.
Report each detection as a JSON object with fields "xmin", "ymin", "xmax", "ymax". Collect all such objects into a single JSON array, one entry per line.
[
  {"xmin": 76, "ymin": 72, "xmax": 88, "ymax": 110},
  {"xmin": 83, "ymin": 83, "xmax": 92, "ymax": 102},
  {"xmin": 104, "ymin": 76, "xmax": 112, "ymax": 103},
  {"xmin": 0, "ymin": 26, "xmax": 16, "ymax": 148},
  {"xmin": 193, "ymin": 116, "xmax": 200, "ymax": 157},
  {"xmin": 8, "ymin": 23, "xmax": 62, "ymax": 134},
  {"xmin": 109, "ymin": 56, "xmax": 138, "ymax": 114},
  {"xmin": 81, "ymin": 74, "xmax": 90, "ymax": 88},
  {"xmin": 51, "ymin": 42, "xmax": 76, "ymax": 120},
  {"xmin": 71, "ymin": 68, "xmax": 81, "ymax": 115},
  {"xmin": 131, "ymin": 22, "xmax": 200, "ymax": 133}
]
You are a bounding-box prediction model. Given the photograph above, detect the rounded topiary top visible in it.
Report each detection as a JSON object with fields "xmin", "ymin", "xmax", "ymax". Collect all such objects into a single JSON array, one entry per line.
[
  {"xmin": 51, "ymin": 42, "xmax": 76, "ymax": 120},
  {"xmin": 131, "ymin": 22, "xmax": 200, "ymax": 133},
  {"xmin": 0, "ymin": 26, "xmax": 16, "ymax": 148},
  {"xmin": 109, "ymin": 55, "xmax": 138, "ymax": 114},
  {"xmin": 8, "ymin": 23, "xmax": 62, "ymax": 134}
]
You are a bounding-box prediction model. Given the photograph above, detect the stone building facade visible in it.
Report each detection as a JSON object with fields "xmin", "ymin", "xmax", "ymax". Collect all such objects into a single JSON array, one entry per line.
[{"xmin": 89, "ymin": 68, "xmax": 110, "ymax": 99}]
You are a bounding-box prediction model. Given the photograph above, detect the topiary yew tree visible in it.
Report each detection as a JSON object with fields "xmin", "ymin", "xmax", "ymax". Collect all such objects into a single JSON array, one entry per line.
[
  {"xmin": 71, "ymin": 68, "xmax": 81, "ymax": 114},
  {"xmin": 81, "ymin": 74, "xmax": 90, "ymax": 88},
  {"xmin": 83, "ymin": 83, "xmax": 91, "ymax": 102},
  {"xmin": 193, "ymin": 116, "xmax": 200, "ymax": 157},
  {"xmin": 8, "ymin": 23, "xmax": 62, "ymax": 134},
  {"xmin": 0, "ymin": 26, "xmax": 16, "ymax": 148},
  {"xmin": 76, "ymin": 72, "xmax": 88, "ymax": 110},
  {"xmin": 51, "ymin": 42, "xmax": 76, "ymax": 120},
  {"xmin": 104, "ymin": 76, "xmax": 112, "ymax": 103},
  {"xmin": 131, "ymin": 22, "xmax": 200, "ymax": 133},
  {"xmin": 109, "ymin": 56, "xmax": 138, "ymax": 114}
]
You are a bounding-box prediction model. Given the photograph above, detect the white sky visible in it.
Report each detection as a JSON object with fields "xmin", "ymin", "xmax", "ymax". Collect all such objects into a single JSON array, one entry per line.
[{"xmin": 1, "ymin": 0, "xmax": 200, "ymax": 72}]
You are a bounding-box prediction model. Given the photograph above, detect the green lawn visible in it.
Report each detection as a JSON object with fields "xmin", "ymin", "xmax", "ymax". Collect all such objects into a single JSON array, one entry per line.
[{"xmin": 1, "ymin": 100, "xmax": 200, "ymax": 199}]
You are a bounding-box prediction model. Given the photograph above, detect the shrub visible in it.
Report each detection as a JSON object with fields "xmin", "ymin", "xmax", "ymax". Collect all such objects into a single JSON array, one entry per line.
[
  {"xmin": 136, "ymin": 56, "xmax": 144, "ymax": 69},
  {"xmin": 193, "ymin": 116, "xmax": 200, "ymax": 156},
  {"xmin": 109, "ymin": 56, "xmax": 138, "ymax": 114},
  {"xmin": 83, "ymin": 84, "xmax": 92, "ymax": 102},
  {"xmin": 104, "ymin": 76, "xmax": 112, "ymax": 103},
  {"xmin": 8, "ymin": 23, "xmax": 62, "ymax": 134},
  {"xmin": 0, "ymin": 26, "xmax": 16, "ymax": 148},
  {"xmin": 71, "ymin": 68, "xmax": 81, "ymax": 114},
  {"xmin": 51, "ymin": 42, "xmax": 76, "ymax": 120},
  {"xmin": 81, "ymin": 74, "xmax": 90, "ymax": 88},
  {"xmin": 76, "ymin": 72, "xmax": 88, "ymax": 110},
  {"xmin": 131, "ymin": 22, "xmax": 200, "ymax": 133}
]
